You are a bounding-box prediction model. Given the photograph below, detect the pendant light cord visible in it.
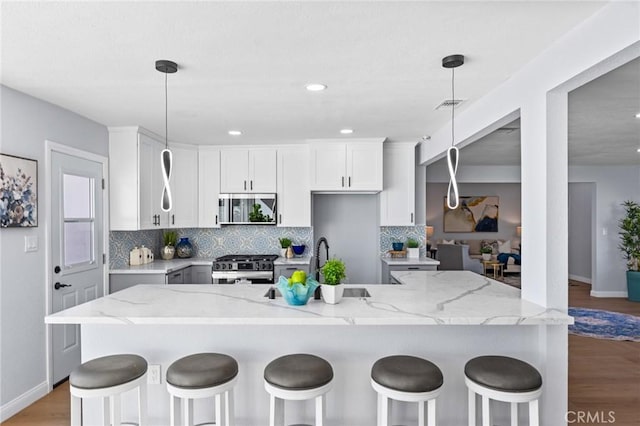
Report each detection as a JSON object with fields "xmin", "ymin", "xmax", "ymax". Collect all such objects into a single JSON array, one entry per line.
[
  {"xmin": 165, "ymin": 71, "xmax": 168, "ymax": 150},
  {"xmin": 451, "ymin": 67, "xmax": 455, "ymax": 147}
]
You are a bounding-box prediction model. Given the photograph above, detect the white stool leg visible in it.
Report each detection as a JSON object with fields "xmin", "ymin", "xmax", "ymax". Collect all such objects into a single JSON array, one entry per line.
[
  {"xmin": 226, "ymin": 389, "xmax": 235, "ymax": 426},
  {"xmin": 110, "ymin": 394, "xmax": 121, "ymax": 426},
  {"xmin": 315, "ymin": 394, "xmax": 326, "ymax": 426},
  {"xmin": 468, "ymin": 389, "xmax": 476, "ymax": 426},
  {"xmin": 102, "ymin": 397, "xmax": 110, "ymax": 426},
  {"xmin": 481, "ymin": 395, "xmax": 490, "ymax": 426},
  {"xmin": 170, "ymin": 395, "xmax": 179, "ymax": 426},
  {"xmin": 510, "ymin": 402, "xmax": 518, "ymax": 426},
  {"xmin": 418, "ymin": 401, "xmax": 425, "ymax": 426},
  {"xmin": 70, "ymin": 394, "xmax": 82, "ymax": 426},
  {"xmin": 215, "ymin": 393, "xmax": 222, "ymax": 426},
  {"xmin": 182, "ymin": 398, "xmax": 193, "ymax": 426},
  {"xmin": 269, "ymin": 395, "xmax": 284, "ymax": 426},
  {"xmin": 377, "ymin": 393, "xmax": 391, "ymax": 426},
  {"xmin": 138, "ymin": 380, "xmax": 147, "ymax": 426},
  {"xmin": 427, "ymin": 398, "xmax": 436, "ymax": 426},
  {"xmin": 529, "ymin": 399, "xmax": 539, "ymax": 426}
]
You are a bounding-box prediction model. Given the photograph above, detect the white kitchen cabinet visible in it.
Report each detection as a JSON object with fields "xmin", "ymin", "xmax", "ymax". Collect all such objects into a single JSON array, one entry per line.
[
  {"xmin": 309, "ymin": 139, "xmax": 384, "ymax": 191},
  {"xmin": 277, "ymin": 146, "xmax": 311, "ymax": 227},
  {"xmin": 379, "ymin": 143, "xmax": 417, "ymax": 226},
  {"xmin": 168, "ymin": 144, "xmax": 198, "ymax": 228},
  {"xmin": 109, "ymin": 127, "xmax": 168, "ymax": 230},
  {"xmin": 220, "ymin": 148, "xmax": 276, "ymax": 193},
  {"xmin": 198, "ymin": 147, "xmax": 221, "ymax": 227}
]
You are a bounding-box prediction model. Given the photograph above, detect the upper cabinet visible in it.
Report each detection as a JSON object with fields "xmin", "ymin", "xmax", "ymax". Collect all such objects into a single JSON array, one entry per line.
[
  {"xmin": 198, "ymin": 147, "xmax": 221, "ymax": 228},
  {"xmin": 277, "ymin": 146, "xmax": 311, "ymax": 227},
  {"xmin": 220, "ymin": 148, "xmax": 277, "ymax": 193},
  {"xmin": 309, "ymin": 139, "xmax": 384, "ymax": 192},
  {"xmin": 109, "ymin": 127, "xmax": 198, "ymax": 230},
  {"xmin": 168, "ymin": 144, "xmax": 198, "ymax": 228},
  {"xmin": 379, "ymin": 142, "xmax": 417, "ymax": 226}
]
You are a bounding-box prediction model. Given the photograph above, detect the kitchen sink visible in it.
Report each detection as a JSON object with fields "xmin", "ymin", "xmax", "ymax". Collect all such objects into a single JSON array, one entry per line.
[{"xmin": 264, "ymin": 287, "xmax": 371, "ymax": 298}]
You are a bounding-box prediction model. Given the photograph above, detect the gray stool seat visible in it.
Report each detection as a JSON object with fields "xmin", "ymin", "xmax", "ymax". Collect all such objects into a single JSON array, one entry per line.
[
  {"xmin": 371, "ymin": 355, "xmax": 443, "ymax": 393},
  {"xmin": 167, "ymin": 353, "xmax": 238, "ymax": 389},
  {"xmin": 264, "ymin": 353, "xmax": 333, "ymax": 390},
  {"xmin": 465, "ymin": 355, "xmax": 542, "ymax": 392},
  {"xmin": 70, "ymin": 354, "xmax": 147, "ymax": 389}
]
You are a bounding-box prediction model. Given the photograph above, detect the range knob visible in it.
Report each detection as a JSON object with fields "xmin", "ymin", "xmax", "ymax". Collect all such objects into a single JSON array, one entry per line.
[
  {"xmin": 214, "ymin": 264, "xmax": 220, "ymax": 270},
  {"xmin": 221, "ymin": 263, "xmax": 226, "ymax": 270}
]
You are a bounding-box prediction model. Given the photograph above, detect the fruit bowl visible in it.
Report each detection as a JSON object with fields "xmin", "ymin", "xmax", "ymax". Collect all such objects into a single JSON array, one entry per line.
[
  {"xmin": 291, "ymin": 244, "xmax": 306, "ymax": 256},
  {"xmin": 276, "ymin": 275, "xmax": 319, "ymax": 306}
]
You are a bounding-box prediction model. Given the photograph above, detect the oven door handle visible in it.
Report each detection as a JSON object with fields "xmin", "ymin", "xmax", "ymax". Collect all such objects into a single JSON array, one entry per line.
[{"xmin": 211, "ymin": 271, "xmax": 273, "ymax": 281}]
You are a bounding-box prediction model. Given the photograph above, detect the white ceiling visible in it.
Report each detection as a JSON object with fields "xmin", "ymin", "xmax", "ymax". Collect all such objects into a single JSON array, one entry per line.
[
  {"xmin": 431, "ymin": 57, "xmax": 640, "ymax": 167},
  {"xmin": 0, "ymin": 1, "xmax": 608, "ymax": 147}
]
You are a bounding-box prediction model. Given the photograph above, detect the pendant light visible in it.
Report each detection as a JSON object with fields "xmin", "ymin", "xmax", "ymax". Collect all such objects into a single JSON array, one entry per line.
[
  {"xmin": 442, "ymin": 54, "xmax": 464, "ymax": 210},
  {"xmin": 156, "ymin": 59, "xmax": 178, "ymax": 213}
]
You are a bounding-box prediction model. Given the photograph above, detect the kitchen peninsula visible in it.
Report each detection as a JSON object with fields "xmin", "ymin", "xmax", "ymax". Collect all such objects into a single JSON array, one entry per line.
[{"xmin": 46, "ymin": 271, "xmax": 572, "ymax": 425}]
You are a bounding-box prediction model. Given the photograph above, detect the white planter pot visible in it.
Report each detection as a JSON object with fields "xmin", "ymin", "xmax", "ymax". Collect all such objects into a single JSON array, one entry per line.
[
  {"xmin": 482, "ymin": 253, "xmax": 492, "ymax": 261},
  {"xmin": 280, "ymin": 248, "xmax": 288, "ymax": 258},
  {"xmin": 321, "ymin": 284, "xmax": 344, "ymax": 304},
  {"xmin": 407, "ymin": 248, "xmax": 419, "ymax": 258}
]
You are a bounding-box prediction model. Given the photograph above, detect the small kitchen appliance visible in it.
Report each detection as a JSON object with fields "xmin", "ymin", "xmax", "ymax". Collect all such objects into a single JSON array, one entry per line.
[{"xmin": 211, "ymin": 254, "xmax": 278, "ymax": 284}]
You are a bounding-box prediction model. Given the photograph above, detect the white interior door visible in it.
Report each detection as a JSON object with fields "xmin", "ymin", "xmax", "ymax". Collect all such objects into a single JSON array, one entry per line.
[{"xmin": 51, "ymin": 151, "xmax": 104, "ymax": 384}]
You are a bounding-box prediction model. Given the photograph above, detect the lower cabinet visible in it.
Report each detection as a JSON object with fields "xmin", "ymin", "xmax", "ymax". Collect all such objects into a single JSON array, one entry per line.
[
  {"xmin": 274, "ymin": 264, "xmax": 311, "ymax": 280},
  {"xmin": 109, "ymin": 265, "xmax": 213, "ymax": 293},
  {"xmin": 381, "ymin": 263, "xmax": 437, "ymax": 284},
  {"xmin": 190, "ymin": 265, "xmax": 213, "ymax": 284},
  {"xmin": 109, "ymin": 273, "xmax": 167, "ymax": 293}
]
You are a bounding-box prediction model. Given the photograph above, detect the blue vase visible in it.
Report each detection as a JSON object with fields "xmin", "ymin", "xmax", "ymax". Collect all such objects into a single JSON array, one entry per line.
[{"xmin": 176, "ymin": 237, "xmax": 193, "ymax": 258}]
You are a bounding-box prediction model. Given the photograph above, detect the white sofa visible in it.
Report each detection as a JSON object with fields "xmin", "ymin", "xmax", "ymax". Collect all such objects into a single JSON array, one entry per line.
[{"xmin": 437, "ymin": 239, "xmax": 521, "ymax": 273}]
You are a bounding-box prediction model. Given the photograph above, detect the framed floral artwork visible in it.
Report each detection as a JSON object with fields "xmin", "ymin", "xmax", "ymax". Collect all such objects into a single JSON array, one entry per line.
[
  {"xmin": 443, "ymin": 196, "xmax": 498, "ymax": 233},
  {"xmin": 1, "ymin": 153, "xmax": 38, "ymax": 227}
]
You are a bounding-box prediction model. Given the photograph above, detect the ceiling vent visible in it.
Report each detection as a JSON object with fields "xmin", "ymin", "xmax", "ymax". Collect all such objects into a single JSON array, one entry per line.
[{"xmin": 434, "ymin": 99, "xmax": 464, "ymax": 110}]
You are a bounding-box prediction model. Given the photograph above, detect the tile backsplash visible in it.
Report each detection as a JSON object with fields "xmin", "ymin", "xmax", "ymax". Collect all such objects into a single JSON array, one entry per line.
[
  {"xmin": 379, "ymin": 226, "xmax": 428, "ymax": 257},
  {"xmin": 110, "ymin": 227, "xmax": 312, "ymax": 268}
]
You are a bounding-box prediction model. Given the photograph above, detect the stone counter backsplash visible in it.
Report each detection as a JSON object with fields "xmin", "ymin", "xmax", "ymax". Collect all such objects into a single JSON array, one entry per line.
[{"xmin": 110, "ymin": 227, "xmax": 313, "ymax": 268}]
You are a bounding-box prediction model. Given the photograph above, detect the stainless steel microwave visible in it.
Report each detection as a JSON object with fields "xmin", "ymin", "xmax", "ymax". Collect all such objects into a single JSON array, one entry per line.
[{"xmin": 218, "ymin": 193, "xmax": 277, "ymax": 225}]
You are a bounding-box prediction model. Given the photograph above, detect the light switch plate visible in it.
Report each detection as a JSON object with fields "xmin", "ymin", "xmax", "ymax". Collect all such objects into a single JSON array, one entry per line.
[{"xmin": 24, "ymin": 236, "xmax": 38, "ymax": 252}]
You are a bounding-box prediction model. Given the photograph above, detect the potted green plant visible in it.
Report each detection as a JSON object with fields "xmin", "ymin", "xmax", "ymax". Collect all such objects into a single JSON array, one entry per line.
[
  {"xmin": 406, "ymin": 238, "xmax": 420, "ymax": 258},
  {"xmin": 161, "ymin": 230, "xmax": 178, "ymax": 260},
  {"xmin": 618, "ymin": 200, "xmax": 640, "ymax": 302},
  {"xmin": 279, "ymin": 237, "xmax": 292, "ymax": 258},
  {"xmin": 320, "ymin": 258, "xmax": 346, "ymax": 304},
  {"xmin": 480, "ymin": 245, "xmax": 493, "ymax": 261}
]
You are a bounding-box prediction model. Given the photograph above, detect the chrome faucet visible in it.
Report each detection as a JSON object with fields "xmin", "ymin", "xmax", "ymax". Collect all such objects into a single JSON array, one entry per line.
[{"xmin": 315, "ymin": 237, "xmax": 330, "ymax": 281}]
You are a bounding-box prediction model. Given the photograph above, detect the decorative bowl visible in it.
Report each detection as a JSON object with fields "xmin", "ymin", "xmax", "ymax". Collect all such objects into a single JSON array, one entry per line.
[
  {"xmin": 276, "ymin": 276, "xmax": 319, "ymax": 306},
  {"xmin": 392, "ymin": 242, "xmax": 404, "ymax": 251},
  {"xmin": 291, "ymin": 244, "xmax": 306, "ymax": 256}
]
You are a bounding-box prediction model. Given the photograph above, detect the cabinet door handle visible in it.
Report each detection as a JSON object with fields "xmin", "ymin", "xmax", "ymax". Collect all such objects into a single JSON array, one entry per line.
[
  {"xmin": 172, "ymin": 273, "xmax": 181, "ymax": 278},
  {"xmin": 153, "ymin": 214, "xmax": 157, "ymax": 225},
  {"xmin": 244, "ymin": 180, "xmax": 247, "ymax": 190},
  {"xmin": 408, "ymin": 267, "xmax": 420, "ymax": 270},
  {"xmin": 279, "ymin": 214, "xmax": 282, "ymax": 224},
  {"xmin": 215, "ymin": 214, "xmax": 218, "ymax": 225},
  {"xmin": 348, "ymin": 176, "xmax": 351, "ymax": 187},
  {"xmin": 411, "ymin": 213, "xmax": 414, "ymax": 223},
  {"xmin": 250, "ymin": 180, "xmax": 253, "ymax": 190},
  {"xmin": 341, "ymin": 176, "xmax": 345, "ymax": 187},
  {"xmin": 172, "ymin": 214, "xmax": 175, "ymax": 225}
]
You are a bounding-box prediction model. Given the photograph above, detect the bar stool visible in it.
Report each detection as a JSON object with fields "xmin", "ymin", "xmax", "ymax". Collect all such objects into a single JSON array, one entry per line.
[
  {"xmin": 69, "ymin": 354, "xmax": 148, "ymax": 426},
  {"xmin": 465, "ymin": 355, "xmax": 542, "ymax": 426},
  {"xmin": 371, "ymin": 355, "xmax": 443, "ymax": 426},
  {"xmin": 263, "ymin": 353, "xmax": 334, "ymax": 426},
  {"xmin": 166, "ymin": 353, "xmax": 238, "ymax": 426}
]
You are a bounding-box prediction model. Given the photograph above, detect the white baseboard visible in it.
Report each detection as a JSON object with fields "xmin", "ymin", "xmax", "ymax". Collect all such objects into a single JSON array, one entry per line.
[
  {"xmin": 590, "ymin": 290, "xmax": 628, "ymax": 298},
  {"xmin": 569, "ymin": 274, "xmax": 592, "ymax": 284},
  {"xmin": 0, "ymin": 381, "xmax": 48, "ymax": 422}
]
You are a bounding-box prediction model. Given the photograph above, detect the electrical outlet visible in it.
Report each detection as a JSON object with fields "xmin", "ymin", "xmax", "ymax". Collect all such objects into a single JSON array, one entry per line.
[{"xmin": 148, "ymin": 364, "xmax": 161, "ymax": 385}]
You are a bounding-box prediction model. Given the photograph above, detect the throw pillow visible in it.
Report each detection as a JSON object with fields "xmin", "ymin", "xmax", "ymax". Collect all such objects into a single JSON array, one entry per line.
[
  {"xmin": 498, "ymin": 240, "xmax": 512, "ymax": 254},
  {"xmin": 442, "ymin": 239, "xmax": 455, "ymax": 245}
]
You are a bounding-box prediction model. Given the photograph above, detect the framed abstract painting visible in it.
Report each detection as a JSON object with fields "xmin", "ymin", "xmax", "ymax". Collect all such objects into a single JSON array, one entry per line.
[
  {"xmin": 0, "ymin": 153, "xmax": 38, "ymax": 228},
  {"xmin": 443, "ymin": 196, "xmax": 498, "ymax": 232}
]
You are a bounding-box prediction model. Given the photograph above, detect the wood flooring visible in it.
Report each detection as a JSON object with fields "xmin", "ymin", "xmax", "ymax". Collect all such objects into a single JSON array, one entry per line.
[{"xmin": 3, "ymin": 281, "xmax": 639, "ymax": 426}]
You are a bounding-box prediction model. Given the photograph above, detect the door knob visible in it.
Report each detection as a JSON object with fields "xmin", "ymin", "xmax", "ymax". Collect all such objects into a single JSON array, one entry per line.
[
  {"xmin": 54, "ymin": 266, "xmax": 61, "ymax": 274},
  {"xmin": 54, "ymin": 282, "xmax": 71, "ymax": 290}
]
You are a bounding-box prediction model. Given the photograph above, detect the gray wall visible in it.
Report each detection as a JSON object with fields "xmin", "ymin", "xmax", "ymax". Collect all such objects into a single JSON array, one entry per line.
[
  {"xmin": 568, "ymin": 183, "xmax": 594, "ymax": 282},
  {"xmin": 313, "ymin": 194, "xmax": 379, "ymax": 283},
  {"xmin": 0, "ymin": 85, "xmax": 108, "ymax": 415},
  {"xmin": 425, "ymin": 182, "xmax": 522, "ymax": 244}
]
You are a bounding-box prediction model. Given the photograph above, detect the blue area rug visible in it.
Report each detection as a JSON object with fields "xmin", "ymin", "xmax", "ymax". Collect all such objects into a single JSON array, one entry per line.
[{"xmin": 568, "ymin": 307, "xmax": 640, "ymax": 342}]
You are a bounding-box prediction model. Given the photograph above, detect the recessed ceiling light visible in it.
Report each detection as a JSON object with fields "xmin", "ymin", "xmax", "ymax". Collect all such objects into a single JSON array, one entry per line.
[
  {"xmin": 340, "ymin": 129, "xmax": 354, "ymax": 134},
  {"xmin": 306, "ymin": 83, "xmax": 327, "ymax": 92},
  {"xmin": 228, "ymin": 130, "xmax": 242, "ymax": 136},
  {"xmin": 637, "ymin": 148, "xmax": 640, "ymax": 152},
  {"xmin": 636, "ymin": 113, "xmax": 640, "ymax": 118}
]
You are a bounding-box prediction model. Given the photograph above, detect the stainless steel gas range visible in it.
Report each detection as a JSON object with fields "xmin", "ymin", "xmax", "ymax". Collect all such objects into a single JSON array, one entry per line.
[{"xmin": 211, "ymin": 254, "xmax": 278, "ymax": 284}]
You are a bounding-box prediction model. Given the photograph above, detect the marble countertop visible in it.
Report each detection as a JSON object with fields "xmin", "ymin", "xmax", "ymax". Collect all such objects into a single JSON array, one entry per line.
[
  {"xmin": 111, "ymin": 256, "xmax": 311, "ymax": 274},
  {"xmin": 381, "ymin": 256, "xmax": 440, "ymax": 266},
  {"xmin": 46, "ymin": 271, "xmax": 572, "ymax": 326}
]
